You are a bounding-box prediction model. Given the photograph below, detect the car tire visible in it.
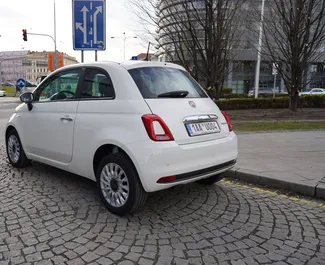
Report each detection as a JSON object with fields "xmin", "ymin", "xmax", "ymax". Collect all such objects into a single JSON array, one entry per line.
[
  {"xmin": 196, "ymin": 174, "xmax": 223, "ymax": 185},
  {"xmin": 6, "ymin": 129, "xmax": 30, "ymax": 168},
  {"xmin": 96, "ymin": 153, "xmax": 147, "ymax": 216}
]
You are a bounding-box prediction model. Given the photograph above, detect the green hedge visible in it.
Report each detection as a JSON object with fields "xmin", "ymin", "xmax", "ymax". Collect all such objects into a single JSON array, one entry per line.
[
  {"xmin": 215, "ymin": 95, "xmax": 325, "ymax": 110},
  {"xmin": 222, "ymin": 88, "xmax": 232, "ymax": 94},
  {"xmin": 224, "ymin": 93, "xmax": 248, "ymax": 99},
  {"xmin": 223, "ymin": 94, "xmax": 289, "ymax": 99}
]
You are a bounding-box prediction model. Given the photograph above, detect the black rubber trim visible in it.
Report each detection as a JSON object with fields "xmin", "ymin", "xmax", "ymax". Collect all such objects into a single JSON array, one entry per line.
[{"xmin": 157, "ymin": 159, "xmax": 237, "ymax": 184}]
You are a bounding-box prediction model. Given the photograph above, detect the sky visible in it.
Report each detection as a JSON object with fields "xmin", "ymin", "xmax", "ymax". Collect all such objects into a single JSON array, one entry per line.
[{"xmin": 0, "ymin": 0, "xmax": 154, "ymax": 63}]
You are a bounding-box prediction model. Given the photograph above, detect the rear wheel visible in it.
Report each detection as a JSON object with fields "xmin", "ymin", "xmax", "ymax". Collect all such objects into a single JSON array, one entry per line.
[
  {"xmin": 96, "ymin": 153, "xmax": 147, "ymax": 216},
  {"xmin": 6, "ymin": 129, "xmax": 30, "ymax": 168},
  {"xmin": 196, "ymin": 174, "xmax": 223, "ymax": 185}
]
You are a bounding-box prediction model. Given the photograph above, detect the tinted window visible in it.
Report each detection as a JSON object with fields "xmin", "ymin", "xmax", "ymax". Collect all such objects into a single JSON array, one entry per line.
[
  {"xmin": 34, "ymin": 69, "xmax": 80, "ymax": 102},
  {"xmin": 80, "ymin": 68, "xmax": 115, "ymax": 99},
  {"xmin": 128, "ymin": 67, "xmax": 207, "ymax": 98}
]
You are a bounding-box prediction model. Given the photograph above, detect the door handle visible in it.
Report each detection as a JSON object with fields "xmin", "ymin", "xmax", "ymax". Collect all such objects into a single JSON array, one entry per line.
[{"xmin": 60, "ymin": 116, "xmax": 73, "ymax": 122}]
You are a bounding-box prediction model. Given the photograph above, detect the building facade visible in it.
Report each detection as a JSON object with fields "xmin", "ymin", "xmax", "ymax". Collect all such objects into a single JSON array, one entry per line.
[
  {"xmin": 0, "ymin": 51, "xmax": 29, "ymax": 85},
  {"xmin": 0, "ymin": 50, "xmax": 78, "ymax": 85},
  {"xmin": 155, "ymin": 0, "xmax": 325, "ymax": 93}
]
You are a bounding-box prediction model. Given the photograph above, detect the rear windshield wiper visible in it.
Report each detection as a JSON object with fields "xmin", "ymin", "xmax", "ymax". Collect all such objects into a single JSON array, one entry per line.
[{"xmin": 157, "ymin": 90, "xmax": 189, "ymax": 98}]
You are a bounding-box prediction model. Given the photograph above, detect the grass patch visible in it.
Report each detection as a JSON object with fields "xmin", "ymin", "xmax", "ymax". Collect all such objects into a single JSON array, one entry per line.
[{"xmin": 233, "ymin": 121, "xmax": 325, "ymax": 132}]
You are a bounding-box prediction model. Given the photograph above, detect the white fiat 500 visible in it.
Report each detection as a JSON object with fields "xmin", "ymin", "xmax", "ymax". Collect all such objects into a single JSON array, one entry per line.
[{"xmin": 5, "ymin": 61, "xmax": 238, "ymax": 215}]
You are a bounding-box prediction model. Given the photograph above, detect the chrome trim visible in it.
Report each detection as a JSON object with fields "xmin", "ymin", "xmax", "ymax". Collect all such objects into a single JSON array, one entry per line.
[{"xmin": 183, "ymin": 114, "xmax": 218, "ymax": 123}]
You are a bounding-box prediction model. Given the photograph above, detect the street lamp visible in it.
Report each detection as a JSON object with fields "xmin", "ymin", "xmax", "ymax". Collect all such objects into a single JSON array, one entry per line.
[
  {"xmin": 254, "ymin": 0, "xmax": 266, "ymax": 98},
  {"xmin": 111, "ymin": 32, "xmax": 137, "ymax": 61}
]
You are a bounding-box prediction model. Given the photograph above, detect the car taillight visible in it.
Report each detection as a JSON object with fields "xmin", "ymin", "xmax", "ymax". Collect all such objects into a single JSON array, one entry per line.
[
  {"xmin": 142, "ymin": 114, "xmax": 174, "ymax": 141},
  {"xmin": 221, "ymin": 111, "xmax": 233, "ymax": 132},
  {"xmin": 157, "ymin": 175, "xmax": 177, "ymax": 183}
]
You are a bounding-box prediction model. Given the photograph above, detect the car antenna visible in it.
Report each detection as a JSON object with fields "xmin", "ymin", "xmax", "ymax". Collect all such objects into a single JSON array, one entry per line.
[{"xmin": 145, "ymin": 42, "xmax": 151, "ymax": 61}]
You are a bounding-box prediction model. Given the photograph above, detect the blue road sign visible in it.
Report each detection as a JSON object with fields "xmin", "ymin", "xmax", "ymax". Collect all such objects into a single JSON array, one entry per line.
[
  {"xmin": 131, "ymin": 56, "xmax": 138, "ymax": 60},
  {"xmin": 72, "ymin": 0, "xmax": 106, "ymax": 51},
  {"xmin": 16, "ymin": 78, "xmax": 26, "ymax": 89}
]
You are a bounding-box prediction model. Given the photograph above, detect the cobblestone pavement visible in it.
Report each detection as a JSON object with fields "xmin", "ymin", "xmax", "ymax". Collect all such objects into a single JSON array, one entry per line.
[{"xmin": 1, "ymin": 145, "xmax": 325, "ymax": 265}]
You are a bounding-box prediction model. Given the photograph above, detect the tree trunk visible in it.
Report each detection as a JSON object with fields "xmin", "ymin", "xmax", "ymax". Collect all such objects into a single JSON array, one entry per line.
[
  {"xmin": 289, "ymin": 91, "xmax": 299, "ymax": 112},
  {"xmin": 214, "ymin": 84, "xmax": 221, "ymax": 100}
]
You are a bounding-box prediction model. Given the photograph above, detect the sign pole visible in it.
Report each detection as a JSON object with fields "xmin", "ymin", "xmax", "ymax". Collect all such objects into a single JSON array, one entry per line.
[
  {"xmin": 81, "ymin": 50, "xmax": 84, "ymax": 63},
  {"xmin": 95, "ymin": 50, "xmax": 98, "ymax": 61}
]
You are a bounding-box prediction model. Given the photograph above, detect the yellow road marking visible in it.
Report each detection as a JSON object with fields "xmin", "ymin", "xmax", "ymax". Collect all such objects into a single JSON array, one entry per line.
[{"xmin": 222, "ymin": 180, "xmax": 323, "ymax": 208}]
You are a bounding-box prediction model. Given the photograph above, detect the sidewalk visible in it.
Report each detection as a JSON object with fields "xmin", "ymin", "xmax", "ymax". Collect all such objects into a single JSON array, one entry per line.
[{"xmin": 225, "ymin": 130, "xmax": 325, "ymax": 199}]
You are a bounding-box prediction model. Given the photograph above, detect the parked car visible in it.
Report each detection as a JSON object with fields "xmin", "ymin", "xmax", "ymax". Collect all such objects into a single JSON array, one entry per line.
[
  {"xmin": 1, "ymin": 82, "xmax": 15, "ymax": 87},
  {"xmin": 5, "ymin": 61, "xmax": 238, "ymax": 215},
  {"xmin": 248, "ymin": 87, "xmax": 287, "ymax": 97},
  {"xmin": 299, "ymin": 88, "xmax": 325, "ymax": 96},
  {"xmin": 0, "ymin": 90, "xmax": 6, "ymax": 97}
]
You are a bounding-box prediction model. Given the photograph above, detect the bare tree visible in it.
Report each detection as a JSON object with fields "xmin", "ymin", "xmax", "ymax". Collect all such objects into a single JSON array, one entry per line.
[
  {"xmin": 127, "ymin": 0, "xmax": 247, "ymax": 99},
  {"xmin": 251, "ymin": 0, "xmax": 325, "ymax": 111}
]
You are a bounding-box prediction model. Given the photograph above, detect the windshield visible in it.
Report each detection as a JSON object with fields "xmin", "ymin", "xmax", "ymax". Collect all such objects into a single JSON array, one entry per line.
[{"xmin": 128, "ymin": 67, "xmax": 207, "ymax": 99}]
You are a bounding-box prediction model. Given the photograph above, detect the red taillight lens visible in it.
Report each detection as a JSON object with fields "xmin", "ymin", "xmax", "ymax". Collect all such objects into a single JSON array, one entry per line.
[
  {"xmin": 142, "ymin": 114, "xmax": 174, "ymax": 141},
  {"xmin": 221, "ymin": 111, "xmax": 233, "ymax": 132},
  {"xmin": 157, "ymin": 175, "xmax": 177, "ymax": 183}
]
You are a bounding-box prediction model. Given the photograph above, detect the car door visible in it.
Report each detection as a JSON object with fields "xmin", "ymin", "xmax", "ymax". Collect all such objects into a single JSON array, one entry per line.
[
  {"xmin": 72, "ymin": 67, "xmax": 117, "ymax": 176},
  {"xmin": 20, "ymin": 68, "xmax": 81, "ymax": 163}
]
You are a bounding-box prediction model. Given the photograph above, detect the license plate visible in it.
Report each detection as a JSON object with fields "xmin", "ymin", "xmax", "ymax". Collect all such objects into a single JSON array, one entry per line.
[{"xmin": 185, "ymin": 121, "xmax": 220, "ymax": 136}]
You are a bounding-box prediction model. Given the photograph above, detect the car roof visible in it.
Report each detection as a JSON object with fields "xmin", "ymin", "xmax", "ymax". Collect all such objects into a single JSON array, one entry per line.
[
  {"xmin": 49, "ymin": 60, "xmax": 186, "ymax": 74},
  {"xmin": 120, "ymin": 60, "xmax": 185, "ymax": 71}
]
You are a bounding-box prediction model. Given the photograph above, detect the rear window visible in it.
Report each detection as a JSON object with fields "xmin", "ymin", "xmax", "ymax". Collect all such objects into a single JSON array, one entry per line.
[{"xmin": 128, "ymin": 67, "xmax": 207, "ymax": 98}]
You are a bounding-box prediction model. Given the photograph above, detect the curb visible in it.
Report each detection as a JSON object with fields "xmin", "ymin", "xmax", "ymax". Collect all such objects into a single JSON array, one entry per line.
[
  {"xmin": 316, "ymin": 183, "xmax": 325, "ymax": 199},
  {"xmin": 225, "ymin": 169, "xmax": 325, "ymax": 200}
]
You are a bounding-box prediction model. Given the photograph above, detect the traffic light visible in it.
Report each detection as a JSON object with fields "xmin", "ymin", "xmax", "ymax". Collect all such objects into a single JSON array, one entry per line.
[{"xmin": 22, "ymin": 29, "xmax": 27, "ymax": 41}]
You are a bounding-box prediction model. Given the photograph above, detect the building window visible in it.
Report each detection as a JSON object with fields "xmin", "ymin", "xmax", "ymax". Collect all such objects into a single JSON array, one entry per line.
[{"xmin": 311, "ymin": 65, "xmax": 317, "ymax": 73}]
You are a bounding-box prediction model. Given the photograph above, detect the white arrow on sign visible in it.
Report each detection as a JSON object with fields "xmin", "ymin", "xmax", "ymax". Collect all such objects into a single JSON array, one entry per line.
[
  {"xmin": 93, "ymin": 6, "xmax": 102, "ymax": 44},
  {"xmin": 76, "ymin": 22, "xmax": 86, "ymax": 44},
  {"xmin": 81, "ymin": 6, "xmax": 89, "ymax": 44},
  {"xmin": 76, "ymin": 6, "xmax": 89, "ymax": 45}
]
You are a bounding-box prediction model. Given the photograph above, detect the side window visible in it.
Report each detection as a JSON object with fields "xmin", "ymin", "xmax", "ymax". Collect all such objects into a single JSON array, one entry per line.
[
  {"xmin": 80, "ymin": 68, "xmax": 115, "ymax": 99},
  {"xmin": 34, "ymin": 69, "xmax": 80, "ymax": 102}
]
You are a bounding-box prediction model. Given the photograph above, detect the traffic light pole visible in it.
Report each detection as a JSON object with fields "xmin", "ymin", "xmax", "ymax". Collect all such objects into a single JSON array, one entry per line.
[
  {"xmin": 54, "ymin": 0, "xmax": 58, "ymax": 69},
  {"xmin": 27, "ymin": 32, "xmax": 57, "ymax": 70}
]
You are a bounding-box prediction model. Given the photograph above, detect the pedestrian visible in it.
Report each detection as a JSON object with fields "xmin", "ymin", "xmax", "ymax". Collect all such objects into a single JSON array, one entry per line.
[{"xmin": 13, "ymin": 85, "xmax": 20, "ymax": 97}]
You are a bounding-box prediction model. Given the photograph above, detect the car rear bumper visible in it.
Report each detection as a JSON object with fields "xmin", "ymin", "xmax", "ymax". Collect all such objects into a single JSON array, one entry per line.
[{"xmin": 124, "ymin": 132, "xmax": 238, "ymax": 192}]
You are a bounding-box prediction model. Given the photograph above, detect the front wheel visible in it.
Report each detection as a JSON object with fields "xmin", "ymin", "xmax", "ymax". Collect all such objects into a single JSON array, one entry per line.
[
  {"xmin": 6, "ymin": 129, "xmax": 30, "ymax": 168},
  {"xmin": 96, "ymin": 153, "xmax": 147, "ymax": 216},
  {"xmin": 196, "ymin": 174, "xmax": 223, "ymax": 185}
]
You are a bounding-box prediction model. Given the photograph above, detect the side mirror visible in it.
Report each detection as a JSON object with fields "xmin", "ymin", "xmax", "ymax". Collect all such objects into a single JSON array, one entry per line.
[
  {"xmin": 20, "ymin": 92, "xmax": 34, "ymax": 103},
  {"xmin": 20, "ymin": 92, "xmax": 34, "ymax": 111}
]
